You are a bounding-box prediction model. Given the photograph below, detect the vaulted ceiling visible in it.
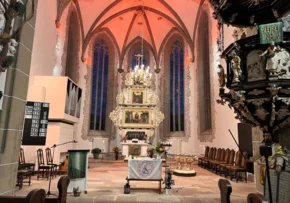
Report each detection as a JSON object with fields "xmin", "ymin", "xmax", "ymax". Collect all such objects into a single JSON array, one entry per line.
[{"xmin": 57, "ymin": 0, "xmax": 208, "ymax": 60}]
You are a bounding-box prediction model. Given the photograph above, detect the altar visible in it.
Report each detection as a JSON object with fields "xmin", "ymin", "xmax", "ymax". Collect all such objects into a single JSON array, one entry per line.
[
  {"xmin": 109, "ymin": 55, "xmax": 165, "ymax": 156},
  {"xmin": 121, "ymin": 142, "xmax": 148, "ymax": 158}
]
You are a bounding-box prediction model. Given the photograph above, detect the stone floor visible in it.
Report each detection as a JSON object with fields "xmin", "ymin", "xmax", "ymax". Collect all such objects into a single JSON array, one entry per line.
[{"xmin": 15, "ymin": 159, "xmax": 258, "ymax": 203}]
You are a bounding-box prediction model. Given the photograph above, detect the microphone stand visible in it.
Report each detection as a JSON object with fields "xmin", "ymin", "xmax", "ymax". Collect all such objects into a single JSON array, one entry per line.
[
  {"xmin": 228, "ymin": 129, "xmax": 248, "ymax": 160},
  {"xmin": 47, "ymin": 140, "xmax": 77, "ymax": 196}
]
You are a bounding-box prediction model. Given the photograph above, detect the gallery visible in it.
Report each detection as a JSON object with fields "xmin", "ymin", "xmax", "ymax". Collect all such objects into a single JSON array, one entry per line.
[{"xmin": 0, "ymin": 0, "xmax": 290, "ymax": 202}]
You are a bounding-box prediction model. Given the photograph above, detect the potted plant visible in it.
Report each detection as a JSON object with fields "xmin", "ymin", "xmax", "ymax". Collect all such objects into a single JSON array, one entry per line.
[
  {"xmin": 91, "ymin": 148, "xmax": 102, "ymax": 159},
  {"xmin": 73, "ymin": 187, "xmax": 81, "ymax": 197},
  {"xmin": 163, "ymin": 168, "xmax": 175, "ymax": 195},
  {"xmin": 147, "ymin": 148, "xmax": 154, "ymax": 158},
  {"xmin": 154, "ymin": 144, "xmax": 164, "ymax": 159},
  {"xmin": 113, "ymin": 147, "xmax": 120, "ymax": 160}
]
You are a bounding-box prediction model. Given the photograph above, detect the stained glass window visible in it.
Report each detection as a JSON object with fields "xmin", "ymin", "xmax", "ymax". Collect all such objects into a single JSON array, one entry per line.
[
  {"xmin": 170, "ymin": 40, "xmax": 184, "ymax": 132},
  {"xmin": 132, "ymin": 47, "xmax": 147, "ymax": 69},
  {"xmin": 90, "ymin": 39, "xmax": 109, "ymax": 131}
]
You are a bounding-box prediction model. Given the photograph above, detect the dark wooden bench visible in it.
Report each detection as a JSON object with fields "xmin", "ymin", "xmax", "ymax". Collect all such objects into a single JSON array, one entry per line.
[
  {"xmin": 218, "ymin": 178, "xmax": 268, "ymax": 203},
  {"xmin": 0, "ymin": 176, "xmax": 70, "ymax": 203},
  {"xmin": 126, "ymin": 177, "xmax": 163, "ymax": 194}
]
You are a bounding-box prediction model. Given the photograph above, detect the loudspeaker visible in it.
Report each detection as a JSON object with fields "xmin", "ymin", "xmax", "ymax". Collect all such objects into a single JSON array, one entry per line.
[{"xmin": 237, "ymin": 123, "xmax": 253, "ymax": 157}]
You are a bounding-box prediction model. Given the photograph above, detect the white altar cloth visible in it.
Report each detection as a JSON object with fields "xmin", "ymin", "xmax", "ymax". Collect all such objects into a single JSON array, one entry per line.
[{"xmin": 128, "ymin": 159, "xmax": 162, "ymax": 179}]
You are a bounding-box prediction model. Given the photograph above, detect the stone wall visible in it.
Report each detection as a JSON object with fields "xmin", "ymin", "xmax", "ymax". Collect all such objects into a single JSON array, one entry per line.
[{"xmin": 0, "ymin": 0, "xmax": 38, "ymax": 195}]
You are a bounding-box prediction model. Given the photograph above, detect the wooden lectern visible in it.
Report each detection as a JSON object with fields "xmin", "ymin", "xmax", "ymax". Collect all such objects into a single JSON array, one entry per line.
[{"xmin": 67, "ymin": 150, "xmax": 90, "ymax": 194}]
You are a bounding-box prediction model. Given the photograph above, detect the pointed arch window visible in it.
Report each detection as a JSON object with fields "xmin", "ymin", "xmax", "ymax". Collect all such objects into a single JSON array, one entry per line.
[
  {"xmin": 198, "ymin": 11, "xmax": 212, "ymax": 134},
  {"xmin": 132, "ymin": 47, "xmax": 147, "ymax": 69},
  {"xmin": 90, "ymin": 39, "xmax": 109, "ymax": 131},
  {"xmin": 169, "ymin": 40, "xmax": 184, "ymax": 132}
]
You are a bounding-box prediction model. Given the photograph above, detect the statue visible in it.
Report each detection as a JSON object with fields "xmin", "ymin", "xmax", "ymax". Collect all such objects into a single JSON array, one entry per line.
[
  {"xmin": 260, "ymin": 41, "xmax": 281, "ymax": 76},
  {"xmin": 217, "ymin": 64, "xmax": 226, "ymax": 88},
  {"xmin": 231, "ymin": 51, "xmax": 241, "ymax": 82}
]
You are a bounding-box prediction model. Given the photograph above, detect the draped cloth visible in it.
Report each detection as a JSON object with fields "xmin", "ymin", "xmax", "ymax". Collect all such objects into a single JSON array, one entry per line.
[{"xmin": 128, "ymin": 159, "xmax": 162, "ymax": 179}]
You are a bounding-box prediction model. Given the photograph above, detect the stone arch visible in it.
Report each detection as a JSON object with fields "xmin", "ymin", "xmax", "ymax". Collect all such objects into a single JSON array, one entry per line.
[
  {"xmin": 158, "ymin": 30, "xmax": 191, "ymax": 142},
  {"xmin": 62, "ymin": 10, "xmax": 81, "ymax": 83},
  {"xmin": 197, "ymin": 7, "xmax": 214, "ymax": 142},
  {"xmin": 82, "ymin": 29, "xmax": 119, "ymax": 141}
]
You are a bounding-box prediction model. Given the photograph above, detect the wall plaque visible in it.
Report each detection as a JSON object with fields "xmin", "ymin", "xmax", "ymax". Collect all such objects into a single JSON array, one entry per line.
[
  {"xmin": 259, "ymin": 22, "xmax": 283, "ymax": 44},
  {"xmin": 22, "ymin": 102, "xmax": 50, "ymax": 146}
]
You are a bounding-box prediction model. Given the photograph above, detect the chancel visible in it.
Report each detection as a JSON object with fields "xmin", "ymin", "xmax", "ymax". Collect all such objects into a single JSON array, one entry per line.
[{"xmin": 1, "ymin": 0, "xmax": 290, "ymax": 202}]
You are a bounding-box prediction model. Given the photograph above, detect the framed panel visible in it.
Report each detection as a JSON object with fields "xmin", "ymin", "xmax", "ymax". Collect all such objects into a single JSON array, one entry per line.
[
  {"xmin": 122, "ymin": 108, "xmax": 151, "ymax": 128},
  {"xmin": 132, "ymin": 89, "xmax": 144, "ymax": 104}
]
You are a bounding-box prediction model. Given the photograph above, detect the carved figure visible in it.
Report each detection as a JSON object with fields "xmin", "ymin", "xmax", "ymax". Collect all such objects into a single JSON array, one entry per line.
[
  {"xmin": 260, "ymin": 41, "xmax": 281, "ymax": 75},
  {"xmin": 217, "ymin": 64, "xmax": 226, "ymax": 87},
  {"xmin": 231, "ymin": 51, "xmax": 241, "ymax": 82}
]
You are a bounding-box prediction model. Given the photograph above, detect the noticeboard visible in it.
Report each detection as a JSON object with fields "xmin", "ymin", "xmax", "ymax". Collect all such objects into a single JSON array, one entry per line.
[
  {"xmin": 22, "ymin": 102, "xmax": 50, "ymax": 146},
  {"xmin": 259, "ymin": 22, "xmax": 283, "ymax": 44}
]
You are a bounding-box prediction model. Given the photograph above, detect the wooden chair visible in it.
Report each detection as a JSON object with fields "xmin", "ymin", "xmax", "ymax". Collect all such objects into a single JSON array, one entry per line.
[
  {"xmin": 37, "ymin": 149, "xmax": 54, "ymax": 180},
  {"xmin": 201, "ymin": 147, "xmax": 213, "ymax": 168},
  {"xmin": 45, "ymin": 148, "xmax": 60, "ymax": 177},
  {"xmin": 198, "ymin": 146, "xmax": 210, "ymax": 166},
  {"xmin": 19, "ymin": 148, "xmax": 35, "ymax": 174},
  {"xmin": 203, "ymin": 147, "xmax": 217, "ymax": 169},
  {"xmin": 227, "ymin": 151, "xmax": 248, "ymax": 183},
  {"xmin": 224, "ymin": 151, "xmax": 242, "ymax": 178},
  {"xmin": 210, "ymin": 148, "xmax": 228, "ymax": 173},
  {"xmin": 219, "ymin": 150, "xmax": 236, "ymax": 176},
  {"xmin": 208, "ymin": 148, "xmax": 223, "ymax": 171},
  {"xmin": 218, "ymin": 179, "xmax": 232, "ymax": 203},
  {"xmin": 247, "ymin": 193, "xmax": 268, "ymax": 203}
]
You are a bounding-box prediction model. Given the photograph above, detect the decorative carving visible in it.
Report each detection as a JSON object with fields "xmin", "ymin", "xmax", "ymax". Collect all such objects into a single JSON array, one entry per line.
[
  {"xmin": 109, "ymin": 107, "xmax": 123, "ymax": 127},
  {"xmin": 231, "ymin": 51, "xmax": 241, "ymax": 83},
  {"xmin": 260, "ymin": 41, "xmax": 281, "ymax": 76},
  {"xmin": 247, "ymin": 50, "xmax": 266, "ymax": 82},
  {"xmin": 217, "ymin": 64, "xmax": 226, "ymax": 88},
  {"xmin": 155, "ymin": 109, "xmax": 165, "ymax": 127},
  {"xmin": 277, "ymin": 106, "xmax": 290, "ymax": 121},
  {"xmin": 248, "ymin": 89, "xmax": 266, "ymax": 96}
]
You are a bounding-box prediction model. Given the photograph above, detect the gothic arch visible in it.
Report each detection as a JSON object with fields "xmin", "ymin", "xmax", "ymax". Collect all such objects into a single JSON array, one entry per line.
[
  {"xmin": 82, "ymin": 29, "xmax": 119, "ymax": 141},
  {"xmin": 56, "ymin": 0, "xmax": 85, "ymax": 43},
  {"xmin": 196, "ymin": 7, "xmax": 214, "ymax": 142},
  {"xmin": 121, "ymin": 36, "xmax": 156, "ymax": 71},
  {"xmin": 62, "ymin": 10, "xmax": 81, "ymax": 83}
]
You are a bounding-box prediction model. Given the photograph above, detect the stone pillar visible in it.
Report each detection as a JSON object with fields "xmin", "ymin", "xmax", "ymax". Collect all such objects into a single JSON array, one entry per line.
[
  {"xmin": 251, "ymin": 127, "xmax": 264, "ymax": 193},
  {"xmin": 0, "ymin": 0, "xmax": 38, "ymax": 195}
]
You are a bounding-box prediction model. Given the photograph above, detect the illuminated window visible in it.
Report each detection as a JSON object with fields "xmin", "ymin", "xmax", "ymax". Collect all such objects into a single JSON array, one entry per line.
[
  {"xmin": 169, "ymin": 40, "xmax": 184, "ymax": 132},
  {"xmin": 90, "ymin": 39, "xmax": 109, "ymax": 131}
]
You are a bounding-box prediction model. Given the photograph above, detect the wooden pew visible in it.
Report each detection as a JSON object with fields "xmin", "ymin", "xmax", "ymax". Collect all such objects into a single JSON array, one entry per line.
[
  {"xmin": 218, "ymin": 179, "xmax": 232, "ymax": 203},
  {"xmin": 0, "ymin": 176, "xmax": 70, "ymax": 203},
  {"xmin": 0, "ymin": 189, "xmax": 45, "ymax": 203},
  {"xmin": 218, "ymin": 178, "xmax": 268, "ymax": 203}
]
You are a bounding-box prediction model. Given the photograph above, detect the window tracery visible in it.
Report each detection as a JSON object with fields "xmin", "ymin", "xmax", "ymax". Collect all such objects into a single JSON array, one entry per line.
[
  {"xmin": 169, "ymin": 40, "xmax": 185, "ymax": 132},
  {"xmin": 90, "ymin": 39, "xmax": 109, "ymax": 131}
]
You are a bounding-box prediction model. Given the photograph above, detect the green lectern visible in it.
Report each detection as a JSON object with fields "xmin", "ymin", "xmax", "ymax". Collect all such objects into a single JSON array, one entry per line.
[{"xmin": 67, "ymin": 149, "xmax": 90, "ymax": 194}]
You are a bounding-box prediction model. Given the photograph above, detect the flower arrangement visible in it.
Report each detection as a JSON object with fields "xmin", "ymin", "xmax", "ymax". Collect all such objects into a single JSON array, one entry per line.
[
  {"xmin": 113, "ymin": 147, "xmax": 120, "ymax": 160},
  {"xmin": 113, "ymin": 147, "xmax": 120, "ymax": 153},
  {"xmin": 155, "ymin": 144, "xmax": 164, "ymax": 154}
]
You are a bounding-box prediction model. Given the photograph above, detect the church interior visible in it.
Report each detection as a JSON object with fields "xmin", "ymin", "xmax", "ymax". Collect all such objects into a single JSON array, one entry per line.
[{"xmin": 1, "ymin": 0, "xmax": 290, "ymax": 202}]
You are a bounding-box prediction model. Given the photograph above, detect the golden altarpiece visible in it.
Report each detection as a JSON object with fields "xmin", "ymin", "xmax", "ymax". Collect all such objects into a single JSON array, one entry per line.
[{"xmin": 110, "ymin": 55, "xmax": 164, "ymax": 158}]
